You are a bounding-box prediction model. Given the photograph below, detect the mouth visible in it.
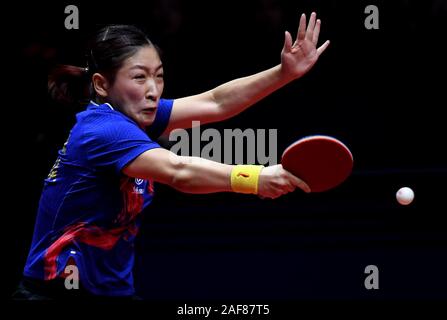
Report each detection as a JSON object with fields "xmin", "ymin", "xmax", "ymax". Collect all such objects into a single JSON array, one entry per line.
[{"xmin": 141, "ymin": 107, "xmax": 157, "ymax": 114}]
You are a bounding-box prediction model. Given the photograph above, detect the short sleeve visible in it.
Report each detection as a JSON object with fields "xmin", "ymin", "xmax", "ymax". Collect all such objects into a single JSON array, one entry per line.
[
  {"xmin": 146, "ymin": 98, "xmax": 173, "ymax": 139},
  {"xmin": 84, "ymin": 118, "xmax": 160, "ymax": 173}
]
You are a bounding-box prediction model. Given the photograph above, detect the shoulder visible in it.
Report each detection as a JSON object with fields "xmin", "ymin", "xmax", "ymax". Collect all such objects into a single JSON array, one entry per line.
[
  {"xmin": 77, "ymin": 103, "xmax": 129, "ymax": 126},
  {"xmin": 158, "ymin": 98, "xmax": 174, "ymax": 109},
  {"xmin": 76, "ymin": 103, "xmax": 150, "ymax": 144},
  {"xmin": 146, "ymin": 98, "xmax": 174, "ymax": 138}
]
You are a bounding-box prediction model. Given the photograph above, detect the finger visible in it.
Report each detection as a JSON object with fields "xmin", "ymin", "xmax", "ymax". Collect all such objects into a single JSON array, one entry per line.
[
  {"xmin": 284, "ymin": 31, "xmax": 293, "ymax": 52},
  {"xmin": 299, "ymin": 180, "xmax": 311, "ymax": 193},
  {"xmin": 273, "ymin": 186, "xmax": 289, "ymax": 197},
  {"xmin": 265, "ymin": 192, "xmax": 276, "ymax": 199},
  {"xmin": 317, "ymin": 40, "xmax": 330, "ymax": 56},
  {"xmin": 296, "ymin": 13, "xmax": 306, "ymax": 42},
  {"xmin": 279, "ymin": 170, "xmax": 297, "ymax": 192},
  {"xmin": 306, "ymin": 12, "xmax": 317, "ymax": 40},
  {"xmin": 288, "ymin": 185, "xmax": 296, "ymax": 193},
  {"xmin": 284, "ymin": 184, "xmax": 294, "ymax": 194},
  {"xmin": 288, "ymin": 173, "xmax": 311, "ymax": 193},
  {"xmin": 286, "ymin": 181, "xmax": 296, "ymax": 193},
  {"xmin": 281, "ymin": 183, "xmax": 295, "ymax": 194},
  {"xmin": 312, "ymin": 19, "xmax": 321, "ymax": 45},
  {"xmin": 273, "ymin": 191, "xmax": 283, "ymax": 198},
  {"xmin": 297, "ymin": 180, "xmax": 311, "ymax": 193}
]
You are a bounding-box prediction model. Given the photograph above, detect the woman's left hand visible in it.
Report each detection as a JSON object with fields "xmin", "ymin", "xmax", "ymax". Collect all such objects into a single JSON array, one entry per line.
[{"xmin": 280, "ymin": 12, "xmax": 330, "ymax": 81}]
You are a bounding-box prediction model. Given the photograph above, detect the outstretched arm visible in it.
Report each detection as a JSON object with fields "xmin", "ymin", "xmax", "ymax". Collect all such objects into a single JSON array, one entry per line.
[
  {"xmin": 123, "ymin": 148, "xmax": 310, "ymax": 198},
  {"xmin": 163, "ymin": 12, "xmax": 330, "ymax": 134}
]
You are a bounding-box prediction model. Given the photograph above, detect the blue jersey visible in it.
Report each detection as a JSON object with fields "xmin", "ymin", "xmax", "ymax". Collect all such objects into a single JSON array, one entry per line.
[{"xmin": 24, "ymin": 99, "xmax": 173, "ymax": 296}]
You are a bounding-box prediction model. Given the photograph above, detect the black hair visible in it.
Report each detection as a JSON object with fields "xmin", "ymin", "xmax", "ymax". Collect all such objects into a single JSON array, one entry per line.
[{"xmin": 48, "ymin": 25, "xmax": 158, "ymax": 106}]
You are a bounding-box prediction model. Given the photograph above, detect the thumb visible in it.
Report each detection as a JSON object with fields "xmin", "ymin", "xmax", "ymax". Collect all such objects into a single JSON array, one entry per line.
[{"xmin": 283, "ymin": 31, "xmax": 292, "ymax": 52}]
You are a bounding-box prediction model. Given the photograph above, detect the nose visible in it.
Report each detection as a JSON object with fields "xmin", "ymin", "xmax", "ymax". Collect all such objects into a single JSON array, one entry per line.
[{"xmin": 145, "ymin": 78, "xmax": 159, "ymax": 102}]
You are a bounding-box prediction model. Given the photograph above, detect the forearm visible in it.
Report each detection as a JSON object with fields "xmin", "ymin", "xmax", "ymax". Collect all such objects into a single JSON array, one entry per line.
[
  {"xmin": 211, "ymin": 64, "xmax": 292, "ymax": 119},
  {"xmin": 124, "ymin": 149, "xmax": 307, "ymax": 197},
  {"xmin": 172, "ymin": 156, "xmax": 233, "ymax": 193},
  {"xmin": 173, "ymin": 158, "xmax": 309, "ymax": 197},
  {"xmin": 164, "ymin": 65, "xmax": 296, "ymax": 132}
]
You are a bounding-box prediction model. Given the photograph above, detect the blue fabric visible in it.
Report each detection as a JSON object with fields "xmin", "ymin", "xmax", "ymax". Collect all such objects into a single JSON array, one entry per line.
[{"xmin": 24, "ymin": 99, "xmax": 173, "ymax": 296}]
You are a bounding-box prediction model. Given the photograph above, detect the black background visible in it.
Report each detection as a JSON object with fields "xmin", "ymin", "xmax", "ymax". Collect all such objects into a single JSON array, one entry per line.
[{"xmin": 4, "ymin": 0, "xmax": 447, "ymax": 307}]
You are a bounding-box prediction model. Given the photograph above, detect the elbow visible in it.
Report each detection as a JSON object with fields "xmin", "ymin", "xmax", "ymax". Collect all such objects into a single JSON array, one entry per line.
[
  {"xmin": 209, "ymin": 90, "xmax": 232, "ymax": 122},
  {"xmin": 171, "ymin": 171, "xmax": 192, "ymax": 193},
  {"xmin": 168, "ymin": 157, "xmax": 195, "ymax": 193}
]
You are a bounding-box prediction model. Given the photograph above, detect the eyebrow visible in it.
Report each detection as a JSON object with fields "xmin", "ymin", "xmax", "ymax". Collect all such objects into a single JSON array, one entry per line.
[{"xmin": 129, "ymin": 64, "xmax": 163, "ymax": 72}]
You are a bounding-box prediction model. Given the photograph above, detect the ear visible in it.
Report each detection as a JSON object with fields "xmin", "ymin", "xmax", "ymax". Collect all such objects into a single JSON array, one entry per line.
[{"xmin": 92, "ymin": 73, "xmax": 110, "ymax": 98}]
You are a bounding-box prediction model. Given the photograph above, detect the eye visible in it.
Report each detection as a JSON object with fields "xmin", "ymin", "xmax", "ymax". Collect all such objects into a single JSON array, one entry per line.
[
  {"xmin": 157, "ymin": 73, "xmax": 164, "ymax": 79},
  {"xmin": 134, "ymin": 74, "xmax": 146, "ymax": 80}
]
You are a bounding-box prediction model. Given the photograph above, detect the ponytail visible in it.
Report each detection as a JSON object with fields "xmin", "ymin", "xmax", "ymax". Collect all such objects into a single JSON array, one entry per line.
[{"xmin": 48, "ymin": 64, "xmax": 92, "ymax": 106}]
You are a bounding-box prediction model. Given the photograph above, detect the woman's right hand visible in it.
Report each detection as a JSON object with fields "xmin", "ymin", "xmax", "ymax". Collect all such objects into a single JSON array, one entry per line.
[{"xmin": 258, "ymin": 164, "xmax": 310, "ymax": 199}]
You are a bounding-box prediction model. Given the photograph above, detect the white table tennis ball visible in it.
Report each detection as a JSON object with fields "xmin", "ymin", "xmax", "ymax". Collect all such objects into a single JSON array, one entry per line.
[{"xmin": 396, "ymin": 187, "xmax": 414, "ymax": 205}]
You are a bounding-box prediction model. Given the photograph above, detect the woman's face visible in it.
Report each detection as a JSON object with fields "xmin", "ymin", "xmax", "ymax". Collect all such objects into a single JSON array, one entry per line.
[{"xmin": 106, "ymin": 46, "xmax": 164, "ymax": 128}]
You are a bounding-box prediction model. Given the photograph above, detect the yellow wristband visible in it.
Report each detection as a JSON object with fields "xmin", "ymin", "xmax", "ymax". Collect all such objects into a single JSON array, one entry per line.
[{"xmin": 230, "ymin": 165, "xmax": 264, "ymax": 194}]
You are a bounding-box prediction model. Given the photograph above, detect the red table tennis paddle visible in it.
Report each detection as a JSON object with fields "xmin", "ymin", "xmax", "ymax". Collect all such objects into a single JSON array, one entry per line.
[{"xmin": 281, "ymin": 135, "xmax": 353, "ymax": 192}]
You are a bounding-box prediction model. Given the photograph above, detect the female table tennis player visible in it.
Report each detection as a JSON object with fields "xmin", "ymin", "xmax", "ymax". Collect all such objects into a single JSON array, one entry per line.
[{"xmin": 15, "ymin": 13, "xmax": 329, "ymax": 299}]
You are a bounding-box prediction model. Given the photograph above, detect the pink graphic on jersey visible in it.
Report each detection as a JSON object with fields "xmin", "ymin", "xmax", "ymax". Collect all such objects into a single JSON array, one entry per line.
[{"xmin": 44, "ymin": 177, "xmax": 147, "ymax": 280}]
